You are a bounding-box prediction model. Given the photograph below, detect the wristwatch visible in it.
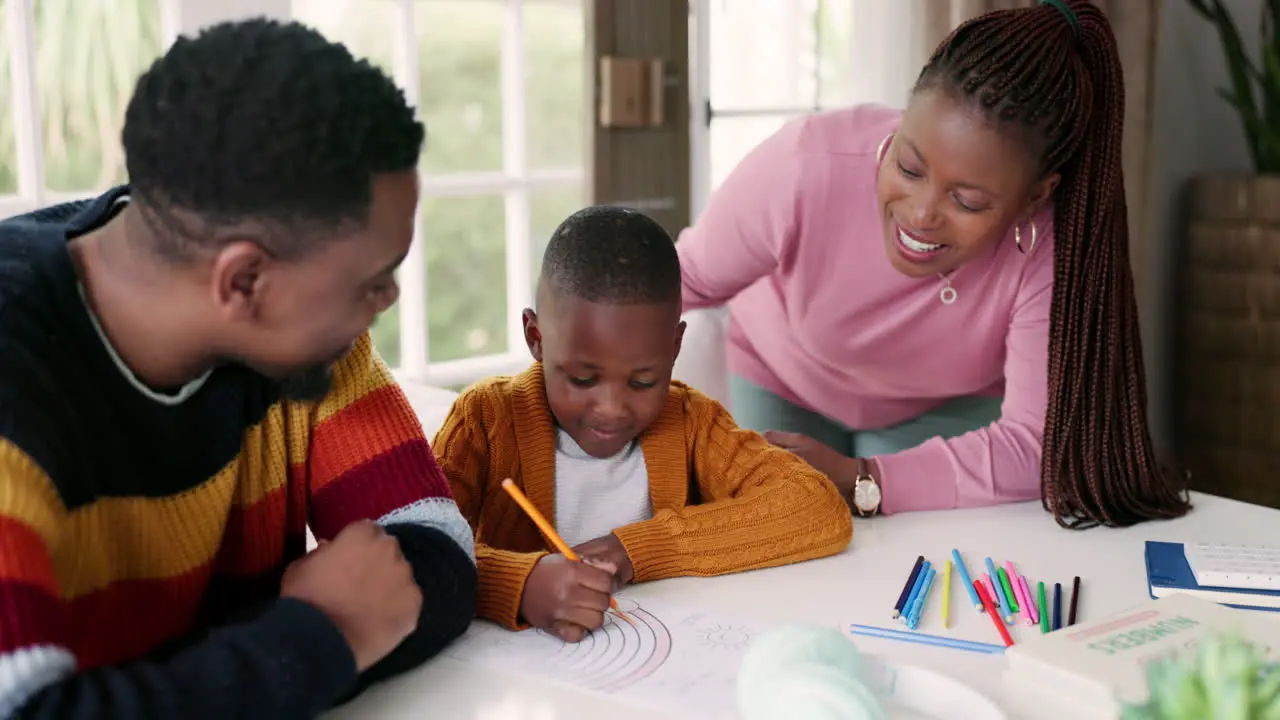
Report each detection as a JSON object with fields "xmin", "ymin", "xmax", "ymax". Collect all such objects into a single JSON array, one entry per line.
[{"xmin": 850, "ymin": 458, "xmax": 882, "ymax": 517}]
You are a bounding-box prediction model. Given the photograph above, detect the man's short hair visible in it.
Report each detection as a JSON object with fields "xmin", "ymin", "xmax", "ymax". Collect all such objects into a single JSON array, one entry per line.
[{"xmin": 122, "ymin": 18, "xmax": 424, "ymax": 260}]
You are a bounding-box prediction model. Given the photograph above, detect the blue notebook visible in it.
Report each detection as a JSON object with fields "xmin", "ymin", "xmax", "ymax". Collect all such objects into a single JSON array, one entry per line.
[{"xmin": 1144, "ymin": 541, "xmax": 1280, "ymax": 612}]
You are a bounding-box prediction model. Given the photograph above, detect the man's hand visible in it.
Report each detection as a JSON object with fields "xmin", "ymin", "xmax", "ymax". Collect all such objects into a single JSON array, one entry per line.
[
  {"xmin": 573, "ymin": 533, "xmax": 634, "ymax": 588},
  {"xmin": 281, "ymin": 520, "xmax": 422, "ymax": 672},
  {"xmin": 519, "ymin": 554, "xmax": 616, "ymax": 643}
]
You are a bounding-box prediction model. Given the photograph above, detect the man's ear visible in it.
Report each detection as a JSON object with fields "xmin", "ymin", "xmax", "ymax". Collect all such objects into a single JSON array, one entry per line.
[
  {"xmin": 522, "ymin": 308, "xmax": 543, "ymax": 362},
  {"xmin": 209, "ymin": 240, "xmax": 271, "ymax": 322},
  {"xmin": 673, "ymin": 320, "xmax": 686, "ymax": 363}
]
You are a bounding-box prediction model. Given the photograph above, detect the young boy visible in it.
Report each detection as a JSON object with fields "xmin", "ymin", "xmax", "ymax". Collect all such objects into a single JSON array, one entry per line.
[{"xmin": 434, "ymin": 206, "xmax": 852, "ymax": 642}]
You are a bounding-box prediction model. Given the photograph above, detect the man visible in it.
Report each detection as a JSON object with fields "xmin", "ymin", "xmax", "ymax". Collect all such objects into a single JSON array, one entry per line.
[{"xmin": 0, "ymin": 18, "xmax": 476, "ymax": 718}]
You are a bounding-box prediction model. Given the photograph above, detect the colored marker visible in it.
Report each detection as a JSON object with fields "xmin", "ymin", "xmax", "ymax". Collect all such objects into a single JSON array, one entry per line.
[
  {"xmin": 1011, "ymin": 571, "xmax": 1033, "ymax": 625},
  {"xmin": 985, "ymin": 559, "xmax": 1013, "ymax": 623},
  {"xmin": 1003, "ymin": 561, "xmax": 1023, "ymax": 612},
  {"xmin": 1019, "ymin": 575, "xmax": 1039, "ymax": 625},
  {"xmin": 942, "ymin": 560, "xmax": 953, "ymax": 629},
  {"xmin": 1053, "ymin": 582, "xmax": 1063, "ymax": 631},
  {"xmin": 902, "ymin": 560, "xmax": 931, "ymax": 624},
  {"xmin": 984, "ymin": 557, "xmax": 1011, "ymax": 620},
  {"xmin": 850, "ymin": 624, "xmax": 1006, "ymax": 655},
  {"xmin": 981, "ymin": 572, "xmax": 998, "ymax": 609},
  {"xmin": 893, "ymin": 555, "xmax": 925, "ymax": 619},
  {"xmin": 907, "ymin": 566, "xmax": 937, "ymax": 629},
  {"xmin": 1038, "ymin": 581, "xmax": 1049, "ymax": 634},
  {"xmin": 997, "ymin": 567, "xmax": 1020, "ymax": 614},
  {"xmin": 1068, "ymin": 576, "xmax": 1081, "ymax": 626},
  {"xmin": 974, "ymin": 579, "xmax": 1015, "ymax": 647},
  {"xmin": 951, "ymin": 549, "xmax": 982, "ymax": 612}
]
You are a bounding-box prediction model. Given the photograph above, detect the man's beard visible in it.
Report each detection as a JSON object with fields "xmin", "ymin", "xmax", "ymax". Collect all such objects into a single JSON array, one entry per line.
[{"xmin": 278, "ymin": 363, "xmax": 334, "ymax": 402}]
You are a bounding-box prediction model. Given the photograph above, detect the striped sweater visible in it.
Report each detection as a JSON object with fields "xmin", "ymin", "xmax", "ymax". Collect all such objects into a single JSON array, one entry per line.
[{"xmin": 0, "ymin": 191, "xmax": 477, "ymax": 718}]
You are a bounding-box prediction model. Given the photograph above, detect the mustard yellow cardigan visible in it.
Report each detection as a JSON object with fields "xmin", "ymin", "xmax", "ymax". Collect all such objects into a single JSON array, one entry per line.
[{"xmin": 432, "ymin": 364, "xmax": 853, "ymax": 628}]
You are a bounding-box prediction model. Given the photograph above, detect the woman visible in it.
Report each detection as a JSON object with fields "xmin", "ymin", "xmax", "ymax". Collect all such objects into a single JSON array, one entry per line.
[{"xmin": 677, "ymin": 0, "xmax": 1189, "ymax": 528}]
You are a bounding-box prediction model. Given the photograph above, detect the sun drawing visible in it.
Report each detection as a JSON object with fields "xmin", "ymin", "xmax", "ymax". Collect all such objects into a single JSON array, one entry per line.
[{"xmin": 694, "ymin": 623, "xmax": 752, "ymax": 650}]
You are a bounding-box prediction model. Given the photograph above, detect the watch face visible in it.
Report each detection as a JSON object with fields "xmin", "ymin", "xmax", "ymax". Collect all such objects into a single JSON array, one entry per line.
[{"xmin": 854, "ymin": 480, "xmax": 881, "ymax": 511}]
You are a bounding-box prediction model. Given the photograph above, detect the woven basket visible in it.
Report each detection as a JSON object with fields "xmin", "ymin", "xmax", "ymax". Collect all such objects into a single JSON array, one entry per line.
[{"xmin": 1177, "ymin": 173, "xmax": 1280, "ymax": 508}]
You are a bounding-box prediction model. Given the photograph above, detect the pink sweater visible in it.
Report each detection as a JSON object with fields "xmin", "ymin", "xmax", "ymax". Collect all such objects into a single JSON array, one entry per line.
[{"xmin": 678, "ymin": 105, "xmax": 1055, "ymax": 514}]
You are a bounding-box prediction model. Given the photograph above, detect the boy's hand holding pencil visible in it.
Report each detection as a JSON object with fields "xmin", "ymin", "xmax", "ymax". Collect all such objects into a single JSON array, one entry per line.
[
  {"xmin": 573, "ymin": 534, "xmax": 635, "ymax": 588},
  {"xmin": 501, "ymin": 478, "xmax": 633, "ymax": 642},
  {"xmin": 521, "ymin": 554, "xmax": 617, "ymax": 642}
]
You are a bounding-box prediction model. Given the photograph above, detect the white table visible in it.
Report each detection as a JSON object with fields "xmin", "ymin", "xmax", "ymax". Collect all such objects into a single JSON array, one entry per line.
[{"xmin": 325, "ymin": 492, "xmax": 1280, "ymax": 719}]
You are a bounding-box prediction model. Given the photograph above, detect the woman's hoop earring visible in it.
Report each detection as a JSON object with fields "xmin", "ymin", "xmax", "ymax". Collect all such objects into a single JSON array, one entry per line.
[
  {"xmin": 876, "ymin": 133, "xmax": 892, "ymax": 165},
  {"xmin": 1014, "ymin": 222, "xmax": 1039, "ymax": 255}
]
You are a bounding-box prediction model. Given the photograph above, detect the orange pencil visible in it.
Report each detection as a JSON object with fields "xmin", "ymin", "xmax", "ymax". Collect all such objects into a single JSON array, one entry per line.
[{"xmin": 500, "ymin": 479, "xmax": 632, "ymax": 624}]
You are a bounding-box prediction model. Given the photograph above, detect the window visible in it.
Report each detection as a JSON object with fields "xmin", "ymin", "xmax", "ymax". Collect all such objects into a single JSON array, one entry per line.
[
  {"xmin": 689, "ymin": 0, "xmax": 852, "ymax": 210},
  {"xmin": 0, "ymin": 0, "xmax": 166, "ymax": 219},
  {"xmin": 291, "ymin": 0, "xmax": 587, "ymax": 387},
  {"xmin": 1, "ymin": 0, "xmax": 585, "ymax": 390}
]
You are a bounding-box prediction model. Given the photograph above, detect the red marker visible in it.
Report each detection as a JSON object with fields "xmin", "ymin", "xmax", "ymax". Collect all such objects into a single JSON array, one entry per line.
[{"xmin": 974, "ymin": 579, "xmax": 1015, "ymax": 647}]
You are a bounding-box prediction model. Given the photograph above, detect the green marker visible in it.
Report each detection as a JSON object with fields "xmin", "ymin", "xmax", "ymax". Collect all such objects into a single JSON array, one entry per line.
[
  {"xmin": 1038, "ymin": 581, "xmax": 1049, "ymax": 634},
  {"xmin": 997, "ymin": 567, "xmax": 1019, "ymax": 613}
]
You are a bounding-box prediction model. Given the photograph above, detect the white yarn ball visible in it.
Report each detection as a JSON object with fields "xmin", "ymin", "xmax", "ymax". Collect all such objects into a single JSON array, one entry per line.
[
  {"xmin": 738, "ymin": 624, "xmax": 866, "ymax": 680},
  {"xmin": 737, "ymin": 625, "xmax": 887, "ymax": 720}
]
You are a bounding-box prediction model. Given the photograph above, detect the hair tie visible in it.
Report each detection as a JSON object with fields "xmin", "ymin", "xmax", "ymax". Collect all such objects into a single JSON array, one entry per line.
[{"xmin": 1038, "ymin": 0, "xmax": 1081, "ymax": 39}]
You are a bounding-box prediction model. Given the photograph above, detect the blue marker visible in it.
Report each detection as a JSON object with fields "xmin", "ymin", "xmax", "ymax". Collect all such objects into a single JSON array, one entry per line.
[
  {"xmin": 907, "ymin": 565, "xmax": 937, "ymax": 630},
  {"xmin": 901, "ymin": 560, "xmax": 931, "ymax": 624},
  {"xmin": 952, "ymin": 549, "xmax": 982, "ymax": 612},
  {"xmin": 893, "ymin": 555, "xmax": 925, "ymax": 619},
  {"xmin": 984, "ymin": 556, "xmax": 1012, "ymax": 622}
]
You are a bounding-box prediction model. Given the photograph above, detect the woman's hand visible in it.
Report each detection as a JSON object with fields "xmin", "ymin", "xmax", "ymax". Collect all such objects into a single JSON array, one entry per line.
[{"xmin": 764, "ymin": 431, "xmax": 859, "ymax": 498}]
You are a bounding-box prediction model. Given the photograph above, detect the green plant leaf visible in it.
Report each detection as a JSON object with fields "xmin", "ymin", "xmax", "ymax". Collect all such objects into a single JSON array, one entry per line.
[
  {"xmin": 1192, "ymin": 0, "xmax": 1268, "ymax": 171},
  {"xmin": 1252, "ymin": 665, "xmax": 1280, "ymax": 718},
  {"xmin": 1124, "ymin": 633, "xmax": 1280, "ymax": 719},
  {"xmin": 1199, "ymin": 636, "xmax": 1251, "ymax": 719},
  {"xmin": 1121, "ymin": 705, "xmax": 1157, "ymax": 720},
  {"xmin": 1260, "ymin": 39, "xmax": 1280, "ymax": 134},
  {"xmin": 1185, "ymin": 0, "xmax": 1217, "ymax": 21}
]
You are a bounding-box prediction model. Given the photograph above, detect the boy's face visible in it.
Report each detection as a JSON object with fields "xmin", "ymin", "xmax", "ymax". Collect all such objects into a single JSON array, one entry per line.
[{"xmin": 523, "ymin": 292, "xmax": 685, "ymax": 459}]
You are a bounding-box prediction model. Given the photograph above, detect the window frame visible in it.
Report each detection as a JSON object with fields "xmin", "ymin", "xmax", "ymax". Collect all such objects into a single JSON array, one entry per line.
[
  {"xmin": 4, "ymin": 0, "xmax": 874, "ymax": 388},
  {"xmin": 345, "ymin": 0, "xmax": 586, "ymax": 387},
  {"xmin": 691, "ymin": 0, "xmax": 904, "ymax": 215},
  {"xmin": 0, "ymin": 0, "xmax": 296, "ymax": 220},
  {"xmin": 0, "ymin": 0, "xmax": 583, "ymax": 390},
  {"xmin": 384, "ymin": 0, "xmax": 586, "ymax": 387},
  {"xmin": 687, "ymin": 0, "xmax": 827, "ymax": 217}
]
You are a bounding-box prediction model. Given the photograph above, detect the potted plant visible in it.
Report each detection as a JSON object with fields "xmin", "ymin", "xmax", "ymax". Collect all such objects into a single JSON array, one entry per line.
[
  {"xmin": 1176, "ymin": 0, "xmax": 1280, "ymax": 509},
  {"xmin": 1121, "ymin": 633, "xmax": 1280, "ymax": 719}
]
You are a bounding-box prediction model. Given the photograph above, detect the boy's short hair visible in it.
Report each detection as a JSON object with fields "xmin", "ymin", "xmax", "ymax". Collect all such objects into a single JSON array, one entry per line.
[{"xmin": 539, "ymin": 205, "xmax": 680, "ymax": 305}]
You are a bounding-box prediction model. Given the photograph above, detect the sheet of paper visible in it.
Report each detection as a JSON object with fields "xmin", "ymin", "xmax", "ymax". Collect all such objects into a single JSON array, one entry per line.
[{"xmin": 444, "ymin": 595, "xmax": 755, "ymax": 718}]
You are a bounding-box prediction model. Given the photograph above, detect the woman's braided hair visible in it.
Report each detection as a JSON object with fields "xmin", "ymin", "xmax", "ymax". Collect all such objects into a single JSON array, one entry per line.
[{"xmin": 914, "ymin": 0, "xmax": 1191, "ymax": 528}]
